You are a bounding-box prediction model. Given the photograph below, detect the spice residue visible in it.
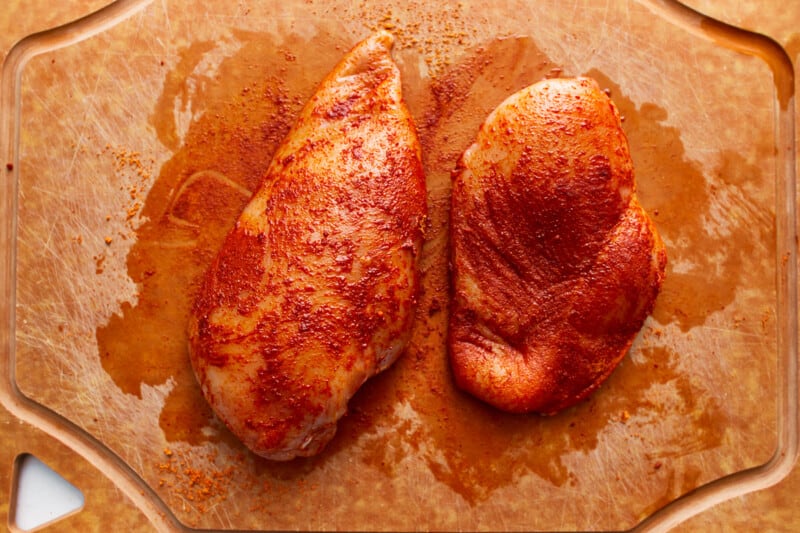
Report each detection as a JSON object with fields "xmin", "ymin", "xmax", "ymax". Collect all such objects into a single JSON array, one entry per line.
[
  {"xmin": 102, "ymin": 144, "xmax": 154, "ymax": 232},
  {"xmin": 156, "ymin": 446, "xmax": 235, "ymax": 515}
]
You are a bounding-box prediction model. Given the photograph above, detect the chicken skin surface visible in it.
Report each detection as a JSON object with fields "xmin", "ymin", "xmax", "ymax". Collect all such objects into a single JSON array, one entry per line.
[
  {"xmin": 448, "ymin": 77, "xmax": 666, "ymax": 414},
  {"xmin": 188, "ymin": 32, "xmax": 427, "ymax": 460}
]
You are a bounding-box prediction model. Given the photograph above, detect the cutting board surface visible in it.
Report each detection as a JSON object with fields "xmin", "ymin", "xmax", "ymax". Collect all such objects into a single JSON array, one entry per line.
[{"xmin": 6, "ymin": 0, "xmax": 791, "ymax": 530}]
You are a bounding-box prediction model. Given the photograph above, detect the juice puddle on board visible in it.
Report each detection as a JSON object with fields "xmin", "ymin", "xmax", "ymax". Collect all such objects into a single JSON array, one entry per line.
[{"xmin": 95, "ymin": 28, "xmax": 764, "ymax": 506}]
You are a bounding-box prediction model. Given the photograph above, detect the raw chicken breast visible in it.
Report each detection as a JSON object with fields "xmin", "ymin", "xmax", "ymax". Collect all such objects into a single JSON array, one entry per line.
[
  {"xmin": 448, "ymin": 77, "xmax": 666, "ymax": 414},
  {"xmin": 188, "ymin": 32, "xmax": 427, "ymax": 460}
]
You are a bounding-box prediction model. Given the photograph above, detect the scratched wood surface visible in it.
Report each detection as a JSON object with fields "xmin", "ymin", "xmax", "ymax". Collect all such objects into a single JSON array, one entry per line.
[{"xmin": 1, "ymin": 0, "xmax": 798, "ymax": 531}]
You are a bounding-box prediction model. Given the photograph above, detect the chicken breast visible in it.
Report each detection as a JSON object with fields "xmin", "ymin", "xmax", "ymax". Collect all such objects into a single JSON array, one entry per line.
[
  {"xmin": 188, "ymin": 32, "xmax": 427, "ymax": 460},
  {"xmin": 448, "ymin": 77, "xmax": 666, "ymax": 414}
]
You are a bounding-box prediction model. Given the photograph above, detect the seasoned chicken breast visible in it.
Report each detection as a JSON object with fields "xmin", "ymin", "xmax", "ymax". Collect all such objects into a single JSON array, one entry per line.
[
  {"xmin": 448, "ymin": 77, "xmax": 666, "ymax": 414},
  {"xmin": 188, "ymin": 32, "xmax": 427, "ymax": 460}
]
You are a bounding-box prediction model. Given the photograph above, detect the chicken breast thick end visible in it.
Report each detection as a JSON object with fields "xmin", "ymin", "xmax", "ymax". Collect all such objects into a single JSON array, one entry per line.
[{"xmin": 448, "ymin": 77, "xmax": 667, "ymax": 415}]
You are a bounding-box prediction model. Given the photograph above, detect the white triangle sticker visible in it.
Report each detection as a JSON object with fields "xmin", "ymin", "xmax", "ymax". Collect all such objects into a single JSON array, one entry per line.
[{"xmin": 11, "ymin": 454, "xmax": 85, "ymax": 531}]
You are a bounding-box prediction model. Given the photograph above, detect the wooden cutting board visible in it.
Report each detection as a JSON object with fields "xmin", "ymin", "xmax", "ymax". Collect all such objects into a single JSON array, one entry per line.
[{"xmin": 1, "ymin": 0, "xmax": 796, "ymax": 530}]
